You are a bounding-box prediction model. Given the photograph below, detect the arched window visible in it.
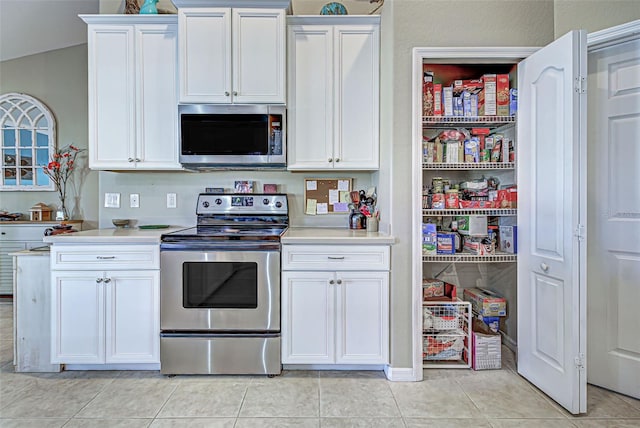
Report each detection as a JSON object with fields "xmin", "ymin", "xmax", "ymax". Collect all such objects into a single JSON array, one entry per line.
[{"xmin": 0, "ymin": 92, "xmax": 56, "ymax": 191}]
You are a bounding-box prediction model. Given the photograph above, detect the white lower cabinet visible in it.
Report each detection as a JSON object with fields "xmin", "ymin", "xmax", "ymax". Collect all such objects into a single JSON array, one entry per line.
[
  {"xmin": 50, "ymin": 245, "xmax": 160, "ymax": 365},
  {"xmin": 281, "ymin": 245, "xmax": 389, "ymax": 365}
]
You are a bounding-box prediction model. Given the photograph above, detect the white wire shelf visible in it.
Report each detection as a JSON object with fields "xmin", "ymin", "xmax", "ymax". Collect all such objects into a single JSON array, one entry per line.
[
  {"xmin": 422, "ymin": 116, "xmax": 516, "ymax": 127},
  {"xmin": 422, "ymin": 208, "xmax": 517, "ymax": 216},
  {"xmin": 422, "ymin": 162, "xmax": 515, "ymax": 170},
  {"xmin": 422, "ymin": 252, "xmax": 517, "ymax": 263}
]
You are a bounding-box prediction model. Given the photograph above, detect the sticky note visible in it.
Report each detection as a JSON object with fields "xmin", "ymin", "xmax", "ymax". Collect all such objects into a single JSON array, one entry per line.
[
  {"xmin": 306, "ymin": 180, "xmax": 317, "ymax": 191},
  {"xmin": 337, "ymin": 180, "xmax": 349, "ymax": 191},
  {"xmin": 339, "ymin": 191, "xmax": 350, "ymax": 203}
]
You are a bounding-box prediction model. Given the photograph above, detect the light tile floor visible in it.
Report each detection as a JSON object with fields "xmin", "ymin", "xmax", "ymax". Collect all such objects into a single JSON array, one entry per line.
[{"xmin": 1, "ymin": 302, "xmax": 639, "ymax": 427}]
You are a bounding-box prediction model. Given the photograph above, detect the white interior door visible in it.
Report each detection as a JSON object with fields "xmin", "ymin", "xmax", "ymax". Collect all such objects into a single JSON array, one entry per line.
[
  {"xmin": 517, "ymin": 30, "xmax": 588, "ymax": 414},
  {"xmin": 587, "ymin": 37, "xmax": 640, "ymax": 399}
]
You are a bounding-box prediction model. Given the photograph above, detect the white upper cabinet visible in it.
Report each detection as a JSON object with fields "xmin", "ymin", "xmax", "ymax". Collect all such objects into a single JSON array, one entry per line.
[
  {"xmin": 178, "ymin": 7, "xmax": 285, "ymax": 104},
  {"xmin": 287, "ymin": 16, "xmax": 380, "ymax": 170},
  {"xmin": 82, "ymin": 15, "xmax": 181, "ymax": 170}
]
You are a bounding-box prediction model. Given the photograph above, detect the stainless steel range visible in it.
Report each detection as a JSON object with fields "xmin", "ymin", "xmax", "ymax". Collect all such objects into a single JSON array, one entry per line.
[{"xmin": 159, "ymin": 193, "xmax": 288, "ymax": 375}]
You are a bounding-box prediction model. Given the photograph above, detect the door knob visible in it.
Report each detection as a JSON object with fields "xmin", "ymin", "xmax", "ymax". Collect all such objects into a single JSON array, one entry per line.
[{"xmin": 540, "ymin": 263, "xmax": 549, "ymax": 272}]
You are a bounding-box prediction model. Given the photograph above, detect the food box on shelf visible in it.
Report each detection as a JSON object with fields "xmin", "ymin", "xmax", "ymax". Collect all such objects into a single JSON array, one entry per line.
[
  {"xmin": 422, "ymin": 223, "xmax": 437, "ymax": 255},
  {"xmin": 482, "ymin": 74, "xmax": 497, "ymax": 116},
  {"xmin": 456, "ymin": 215, "xmax": 488, "ymax": 236},
  {"xmin": 499, "ymin": 225, "xmax": 518, "ymax": 254},
  {"xmin": 496, "ymin": 186, "xmax": 517, "ymax": 208},
  {"xmin": 437, "ymin": 233, "xmax": 456, "ymax": 254},
  {"xmin": 496, "ymin": 74, "xmax": 510, "ymax": 116},
  {"xmin": 477, "ymin": 313, "xmax": 500, "ymax": 333},
  {"xmin": 423, "ymin": 278, "xmax": 445, "ymax": 299},
  {"xmin": 463, "ymin": 287, "xmax": 507, "ymax": 317},
  {"xmin": 462, "ymin": 236, "xmax": 495, "ymax": 256}
]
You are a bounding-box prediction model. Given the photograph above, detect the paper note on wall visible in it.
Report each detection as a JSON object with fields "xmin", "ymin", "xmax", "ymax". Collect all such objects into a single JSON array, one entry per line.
[
  {"xmin": 306, "ymin": 199, "xmax": 317, "ymax": 215},
  {"xmin": 333, "ymin": 202, "xmax": 348, "ymax": 213},
  {"xmin": 317, "ymin": 203, "xmax": 328, "ymax": 214},
  {"xmin": 337, "ymin": 180, "xmax": 349, "ymax": 191},
  {"xmin": 328, "ymin": 189, "xmax": 339, "ymax": 204},
  {"xmin": 306, "ymin": 180, "xmax": 317, "ymax": 191}
]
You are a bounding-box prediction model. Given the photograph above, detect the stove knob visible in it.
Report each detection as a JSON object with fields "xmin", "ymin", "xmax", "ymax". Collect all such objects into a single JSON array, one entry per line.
[
  {"xmin": 263, "ymin": 198, "xmax": 270, "ymax": 205},
  {"xmin": 215, "ymin": 198, "xmax": 223, "ymax": 205},
  {"xmin": 275, "ymin": 201, "xmax": 282, "ymax": 208},
  {"xmin": 202, "ymin": 201, "xmax": 210, "ymax": 208}
]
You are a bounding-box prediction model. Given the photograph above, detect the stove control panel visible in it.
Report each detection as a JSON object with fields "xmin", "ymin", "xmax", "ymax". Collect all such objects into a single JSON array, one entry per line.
[{"xmin": 197, "ymin": 193, "xmax": 288, "ymax": 215}]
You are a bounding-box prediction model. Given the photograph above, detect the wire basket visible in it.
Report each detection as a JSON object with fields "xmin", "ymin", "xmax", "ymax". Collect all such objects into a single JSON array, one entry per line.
[{"xmin": 422, "ymin": 301, "xmax": 472, "ymax": 368}]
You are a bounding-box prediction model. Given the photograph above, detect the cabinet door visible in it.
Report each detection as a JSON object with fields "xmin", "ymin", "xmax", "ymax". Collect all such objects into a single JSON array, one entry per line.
[
  {"xmin": 233, "ymin": 9, "xmax": 285, "ymax": 104},
  {"xmin": 135, "ymin": 23, "xmax": 181, "ymax": 169},
  {"xmin": 178, "ymin": 8, "xmax": 231, "ymax": 103},
  {"xmin": 87, "ymin": 25, "xmax": 136, "ymax": 169},
  {"xmin": 286, "ymin": 25, "xmax": 334, "ymax": 170},
  {"xmin": 335, "ymin": 271, "xmax": 389, "ymax": 364},
  {"xmin": 51, "ymin": 271, "xmax": 104, "ymax": 364},
  {"xmin": 333, "ymin": 25, "xmax": 379, "ymax": 170},
  {"xmin": 281, "ymin": 271, "xmax": 335, "ymax": 364},
  {"xmin": 105, "ymin": 270, "xmax": 160, "ymax": 363}
]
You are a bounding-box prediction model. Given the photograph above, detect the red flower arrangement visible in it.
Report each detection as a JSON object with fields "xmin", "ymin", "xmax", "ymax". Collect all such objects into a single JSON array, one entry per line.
[{"xmin": 42, "ymin": 145, "xmax": 84, "ymax": 219}]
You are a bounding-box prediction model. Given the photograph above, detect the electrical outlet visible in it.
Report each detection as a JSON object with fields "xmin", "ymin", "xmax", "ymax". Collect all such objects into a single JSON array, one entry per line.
[
  {"xmin": 167, "ymin": 193, "xmax": 177, "ymax": 208},
  {"xmin": 130, "ymin": 194, "xmax": 140, "ymax": 208},
  {"xmin": 104, "ymin": 193, "xmax": 121, "ymax": 208}
]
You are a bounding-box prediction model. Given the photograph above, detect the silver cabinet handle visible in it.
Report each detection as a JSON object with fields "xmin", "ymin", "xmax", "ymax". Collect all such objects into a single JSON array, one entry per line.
[
  {"xmin": 336, "ymin": 279, "xmax": 342, "ymax": 285},
  {"xmin": 225, "ymin": 91, "xmax": 230, "ymax": 96},
  {"xmin": 335, "ymin": 158, "xmax": 340, "ymax": 163},
  {"xmin": 329, "ymin": 279, "xmax": 335, "ymax": 284},
  {"xmin": 128, "ymin": 158, "xmax": 134, "ymax": 162},
  {"xmin": 328, "ymin": 158, "xmax": 333, "ymax": 162},
  {"xmin": 97, "ymin": 256, "xmax": 116, "ymax": 260},
  {"xmin": 96, "ymin": 278, "xmax": 103, "ymax": 283},
  {"xmin": 233, "ymin": 91, "xmax": 238, "ymax": 96},
  {"xmin": 328, "ymin": 256, "xmax": 345, "ymax": 260},
  {"xmin": 540, "ymin": 263, "xmax": 549, "ymax": 272},
  {"xmin": 135, "ymin": 158, "xmax": 141, "ymax": 162},
  {"xmin": 103, "ymin": 278, "xmax": 111, "ymax": 284}
]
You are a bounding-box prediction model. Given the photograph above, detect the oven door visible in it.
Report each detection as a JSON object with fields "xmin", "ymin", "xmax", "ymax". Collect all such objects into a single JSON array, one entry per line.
[{"xmin": 160, "ymin": 250, "xmax": 280, "ymax": 332}]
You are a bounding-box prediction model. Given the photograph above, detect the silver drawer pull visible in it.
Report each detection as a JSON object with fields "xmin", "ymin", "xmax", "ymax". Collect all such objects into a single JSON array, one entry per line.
[
  {"xmin": 329, "ymin": 280, "xmax": 335, "ymax": 285},
  {"xmin": 96, "ymin": 278, "xmax": 103, "ymax": 283},
  {"xmin": 336, "ymin": 279, "xmax": 342, "ymax": 284},
  {"xmin": 97, "ymin": 256, "xmax": 116, "ymax": 260},
  {"xmin": 328, "ymin": 256, "xmax": 345, "ymax": 260},
  {"xmin": 103, "ymin": 278, "xmax": 111, "ymax": 284}
]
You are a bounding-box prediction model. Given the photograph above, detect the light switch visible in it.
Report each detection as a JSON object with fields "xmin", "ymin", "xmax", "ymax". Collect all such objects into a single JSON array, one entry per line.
[{"xmin": 104, "ymin": 193, "xmax": 121, "ymax": 208}]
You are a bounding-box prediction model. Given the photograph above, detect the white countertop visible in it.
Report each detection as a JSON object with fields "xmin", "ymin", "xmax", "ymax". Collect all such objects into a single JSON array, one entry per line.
[
  {"xmin": 43, "ymin": 226, "xmax": 187, "ymax": 244},
  {"xmin": 281, "ymin": 227, "xmax": 395, "ymax": 245}
]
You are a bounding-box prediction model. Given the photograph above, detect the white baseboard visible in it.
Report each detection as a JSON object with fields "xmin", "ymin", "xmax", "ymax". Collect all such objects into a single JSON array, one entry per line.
[
  {"xmin": 283, "ymin": 364, "xmax": 384, "ymax": 371},
  {"xmin": 64, "ymin": 363, "xmax": 161, "ymax": 371},
  {"xmin": 384, "ymin": 365, "xmax": 420, "ymax": 382}
]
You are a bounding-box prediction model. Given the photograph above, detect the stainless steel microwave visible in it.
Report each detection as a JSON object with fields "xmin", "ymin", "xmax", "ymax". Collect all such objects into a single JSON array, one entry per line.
[{"xmin": 178, "ymin": 104, "xmax": 285, "ymax": 169}]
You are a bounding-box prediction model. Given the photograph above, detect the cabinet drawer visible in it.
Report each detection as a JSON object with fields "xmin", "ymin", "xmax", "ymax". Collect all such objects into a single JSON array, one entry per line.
[
  {"xmin": 282, "ymin": 245, "xmax": 389, "ymax": 271},
  {"xmin": 0, "ymin": 224, "xmax": 48, "ymax": 241},
  {"xmin": 51, "ymin": 244, "xmax": 159, "ymax": 270}
]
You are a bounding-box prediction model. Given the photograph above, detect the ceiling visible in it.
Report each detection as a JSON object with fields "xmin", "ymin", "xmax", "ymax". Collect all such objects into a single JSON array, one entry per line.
[{"xmin": 0, "ymin": 0, "xmax": 100, "ymax": 62}]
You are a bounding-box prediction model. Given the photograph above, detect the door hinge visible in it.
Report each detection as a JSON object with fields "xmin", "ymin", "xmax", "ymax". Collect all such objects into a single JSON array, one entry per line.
[
  {"xmin": 574, "ymin": 353, "xmax": 586, "ymax": 370},
  {"xmin": 574, "ymin": 76, "xmax": 587, "ymax": 93},
  {"xmin": 574, "ymin": 224, "xmax": 586, "ymax": 241}
]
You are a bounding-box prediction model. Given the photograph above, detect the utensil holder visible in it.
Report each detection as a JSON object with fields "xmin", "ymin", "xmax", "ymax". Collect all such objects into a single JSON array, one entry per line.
[{"xmin": 366, "ymin": 217, "xmax": 379, "ymax": 233}]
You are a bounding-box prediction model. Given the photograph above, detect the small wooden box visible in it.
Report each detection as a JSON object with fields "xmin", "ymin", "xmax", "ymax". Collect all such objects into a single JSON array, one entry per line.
[{"xmin": 29, "ymin": 203, "xmax": 53, "ymax": 221}]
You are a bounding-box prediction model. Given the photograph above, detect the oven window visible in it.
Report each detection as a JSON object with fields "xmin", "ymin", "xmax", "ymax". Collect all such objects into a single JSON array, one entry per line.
[{"xmin": 183, "ymin": 262, "xmax": 258, "ymax": 309}]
